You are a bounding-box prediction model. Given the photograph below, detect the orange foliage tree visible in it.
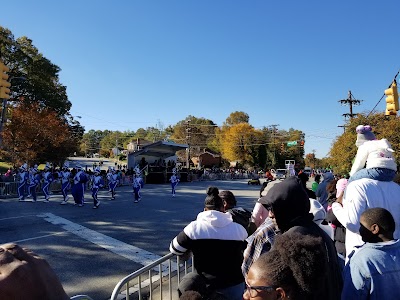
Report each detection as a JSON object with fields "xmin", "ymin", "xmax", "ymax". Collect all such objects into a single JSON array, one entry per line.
[{"xmin": 2, "ymin": 102, "xmax": 78, "ymax": 165}]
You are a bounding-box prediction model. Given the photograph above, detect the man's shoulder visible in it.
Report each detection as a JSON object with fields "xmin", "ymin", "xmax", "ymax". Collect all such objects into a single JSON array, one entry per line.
[{"xmin": 348, "ymin": 178, "xmax": 400, "ymax": 190}]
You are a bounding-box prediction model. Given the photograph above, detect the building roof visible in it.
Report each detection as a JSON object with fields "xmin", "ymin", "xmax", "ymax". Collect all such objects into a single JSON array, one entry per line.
[{"xmin": 128, "ymin": 140, "xmax": 188, "ymax": 159}]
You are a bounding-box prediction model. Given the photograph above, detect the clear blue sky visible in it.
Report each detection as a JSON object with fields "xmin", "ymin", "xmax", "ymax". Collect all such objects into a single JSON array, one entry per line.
[{"xmin": 2, "ymin": 1, "xmax": 399, "ymax": 158}]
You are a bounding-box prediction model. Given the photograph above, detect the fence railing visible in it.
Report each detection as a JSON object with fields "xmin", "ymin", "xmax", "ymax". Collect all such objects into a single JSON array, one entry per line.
[
  {"xmin": 199, "ymin": 173, "xmax": 250, "ymax": 181},
  {"xmin": 110, "ymin": 253, "xmax": 194, "ymax": 300}
]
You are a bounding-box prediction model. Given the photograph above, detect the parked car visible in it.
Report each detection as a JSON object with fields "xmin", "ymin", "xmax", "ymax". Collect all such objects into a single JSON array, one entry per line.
[
  {"xmin": 275, "ymin": 169, "xmax": 287, "ymax": 180},
  {"xmin": 248, "ymin": 179, "xmax": 261, "ymax": 185}
]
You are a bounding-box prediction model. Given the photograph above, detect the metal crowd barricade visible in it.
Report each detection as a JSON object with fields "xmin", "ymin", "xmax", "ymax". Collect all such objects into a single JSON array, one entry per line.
[
  {"xmin": 0, "ymin": 181, "xmax": 19, "ymax": 197},
  {"xmin": 110, "ymin": 253, "xmax": 194, "ymax": 300}
]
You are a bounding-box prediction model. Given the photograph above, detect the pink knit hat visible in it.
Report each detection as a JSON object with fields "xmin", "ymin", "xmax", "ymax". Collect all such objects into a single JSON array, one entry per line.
[
  {"xmin": 355, "ymin": 125, "xmax": 376, "ymax": 147},
  {"xmin": 336, "ymin": 178, "xmax": 348, "ymax": 198}
]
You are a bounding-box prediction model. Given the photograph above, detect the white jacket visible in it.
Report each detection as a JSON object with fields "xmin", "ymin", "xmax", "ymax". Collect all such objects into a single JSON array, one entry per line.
[
  {"xmin": 332, "ymin": 179, "xmax": 400, "ymax": 261},
  {"xmin": 350, "ymin": 139, "xmax": 397, "ymax": 176}
]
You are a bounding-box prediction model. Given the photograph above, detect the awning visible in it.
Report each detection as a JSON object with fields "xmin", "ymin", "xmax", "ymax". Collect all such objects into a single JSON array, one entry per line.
[{"xmin": 128, "ymin": 140, "xmax": 188, "ymax": 159}]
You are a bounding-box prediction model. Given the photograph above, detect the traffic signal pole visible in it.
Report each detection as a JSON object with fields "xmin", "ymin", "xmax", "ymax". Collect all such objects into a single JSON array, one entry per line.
[{"xmin": 0, "ymin": 60, "xmax": 10, "ymax": 147}]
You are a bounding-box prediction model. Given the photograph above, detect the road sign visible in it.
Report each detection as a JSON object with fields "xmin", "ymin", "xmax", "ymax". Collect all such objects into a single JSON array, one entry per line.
[{"xmin": 287, "ymin": 141, "xmax": 297, "ymax": 146}]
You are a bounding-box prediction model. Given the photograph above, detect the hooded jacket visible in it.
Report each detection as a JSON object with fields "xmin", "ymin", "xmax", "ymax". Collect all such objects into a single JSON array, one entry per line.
[
  {"xmin": 316, "ymin": 172, "xmax": 334, "ymax": 209},
  {"xmin": 170, "ymin": 210, "xmax": 247, "ymax": 289},
  {"xmin": 259, "ymin": 176, "xmax": 343, "ymax": 300}
]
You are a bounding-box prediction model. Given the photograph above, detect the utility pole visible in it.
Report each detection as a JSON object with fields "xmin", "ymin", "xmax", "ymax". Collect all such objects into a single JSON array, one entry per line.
[
  {"xmin": 269, "ymin": 124, "xmax": 279, "ymax": 168},
  {"xmin": 312, "ymin": 149, "xmax": 316, "ymax": 169},
  {"xmin": 338, "ymin": 90, "xmax": 362, "ymax": 132},
  {"xmin": 185, "ymin": 120, "xmax": 191, "ymax": 171}
]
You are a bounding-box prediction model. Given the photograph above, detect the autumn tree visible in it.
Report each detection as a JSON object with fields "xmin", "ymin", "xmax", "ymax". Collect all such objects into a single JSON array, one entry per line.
[
  {"xmin": 219, "ymin": 123, "xmax": 262, "ymax": 167},
  {"xmin": 1, "ymin": 103, "xmax": 78, "ymax": 165},
  {"xmin": 170, "ymin": 116, "xmax": 217, "ymax": 162},
  {"xmin": 0, "ymin": 26, "xmax": 83, "ymax": 163},
  {"xmin": 224, "ymin": 111, "xmax": 250, "ymax": 126},
  {"xmin": 1, "ymin": 27, "xmax": 72, "ymax": 115}
]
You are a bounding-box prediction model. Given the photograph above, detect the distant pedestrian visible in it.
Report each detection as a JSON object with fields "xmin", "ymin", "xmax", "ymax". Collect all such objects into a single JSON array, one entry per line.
[
  {"xmin": 312, "ymin": 174, "xmax": 321, "ymax": 192},
  {"xmin": 169, "ymin": 168, "xmax": 180, "ymax": 197}
]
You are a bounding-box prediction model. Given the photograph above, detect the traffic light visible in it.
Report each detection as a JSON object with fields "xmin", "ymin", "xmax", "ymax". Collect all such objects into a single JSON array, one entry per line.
[
  {"xmin": 0, "ymin": 61, "xmax": 10, "ymax": 99},
  {"xmin": 385, "ymin": 80, "xmax": 398, "ymax": 116}
]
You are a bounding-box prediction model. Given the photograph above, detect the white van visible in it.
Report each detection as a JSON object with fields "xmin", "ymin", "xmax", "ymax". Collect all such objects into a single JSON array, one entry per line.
[{"xmin": 275, "ymin": 169, "xmax": 287, "ymax": 180}]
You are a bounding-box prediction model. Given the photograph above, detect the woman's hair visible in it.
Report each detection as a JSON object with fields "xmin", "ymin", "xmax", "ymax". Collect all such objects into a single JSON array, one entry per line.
[
  {"xmin": 219, "ymin": 190, "xmax": 236, "ymax": 207},
  {"xmin": 314, "ymin": 174, "xmax": 321, "ymax": 183},
  {"xmin": 205, "ymin": 186, "xmax": 223, "ymax": 210},
  {"xmin": 253, "ymin": 233, "xmax": 328, "ymax": 299}
]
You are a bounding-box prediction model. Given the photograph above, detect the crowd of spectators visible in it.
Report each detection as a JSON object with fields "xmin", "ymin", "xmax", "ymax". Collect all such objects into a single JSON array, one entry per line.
[{"xmin": 2, "ymin": 126, "xmax": 400, "ymax": 299}]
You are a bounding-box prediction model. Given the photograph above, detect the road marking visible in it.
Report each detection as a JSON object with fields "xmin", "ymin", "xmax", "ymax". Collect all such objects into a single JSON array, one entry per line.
[
  {"xmin": 38, "ymin": 213, "xmax": 162, "ymax": 266},
  {"xmin": 12, "ymin": 232, "xmax": 67, "ymax": 243},
  {"xmin": 0, "ymin": 215, "xmax": 37, "ymax": 221}
]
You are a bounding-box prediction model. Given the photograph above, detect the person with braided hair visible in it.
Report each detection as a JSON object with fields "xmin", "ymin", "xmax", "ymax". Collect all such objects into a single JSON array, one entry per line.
[{"xmin": 243, "ymin": 232, "xmax": 329, "ymax": 300}]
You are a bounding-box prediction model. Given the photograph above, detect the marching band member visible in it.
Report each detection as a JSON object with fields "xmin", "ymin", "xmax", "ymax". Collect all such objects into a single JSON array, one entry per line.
[
  {"xmin": 169, "ymin": 168, "xmax": 180, "ymax": 197},
  {"xmin": 132, "ymin": 167, "xmax": 142, "ymax": 203},
  {"xmin": 71, "ymin": 165, "xmax": 87, "ymax": 207},
  {"xmin": 109, "ymin": 167, "xmax": 119, "ymax": 200},
  {"xmin": 27, "ymin": 164, "xmax": 38, "ymax": 198},
  {"xmin": 107, "ymin": 166, "xmax": 112, "ymax": 192},
  {"xmin": 18, "ymin": 163, "xmax": 28, "ymax": 201},
  {"xmin": 91, "ymin": 167, "xmax": 104, "ymax": 209},
  {"xmin": 29, "ymin": 166, "xmax": 41, "ymax": 202},
  {"xmin": 60, "ymin": 162, "xmax": 71, "ymax": 205},
  {"xmin": 42, "ymin": 163, "xmax": 53, "ymax": 202}
]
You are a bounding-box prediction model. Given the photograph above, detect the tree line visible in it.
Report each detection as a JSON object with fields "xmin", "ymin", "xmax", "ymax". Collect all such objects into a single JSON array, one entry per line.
[{"xmin": 82, "ymin": 111, "xmax": 306, "ymax": 169}]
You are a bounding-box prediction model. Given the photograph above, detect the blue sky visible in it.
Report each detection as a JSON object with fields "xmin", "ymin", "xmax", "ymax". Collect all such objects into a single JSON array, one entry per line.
[{"xmin": 2, "ymin": 1, "xmax": 399, "ymax": 158}]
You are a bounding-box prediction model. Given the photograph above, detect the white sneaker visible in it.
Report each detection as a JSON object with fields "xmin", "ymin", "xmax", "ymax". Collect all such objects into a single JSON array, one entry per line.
[
  {"xmin": 43, "ymin": 199, "xmax": 49, "ymax": 203},
  {"xmin": 19, "ymin": 197, "xmax": 24, "ymax": 202},
  {"xmin": 60, "ymin": 200, "xmax": 68, "ymax": 205},
  {"xmin": 93, "ymin": 202, "xmax": 100, "ymax": 209},
  {"xmin": 172, "ymin": 194, "xmax": 175, "ymax": 197}
]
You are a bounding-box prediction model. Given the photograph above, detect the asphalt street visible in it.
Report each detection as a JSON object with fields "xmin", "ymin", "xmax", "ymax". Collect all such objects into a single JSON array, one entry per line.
[{"xmin": 0, "ymin": 178, "xmax": 262, "ymax": 300}]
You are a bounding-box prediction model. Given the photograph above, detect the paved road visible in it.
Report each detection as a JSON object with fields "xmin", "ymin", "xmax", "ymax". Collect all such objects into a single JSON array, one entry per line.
[{"xmin": 0, "ymin": 179, "xmax": 262, "ymax": 300}]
